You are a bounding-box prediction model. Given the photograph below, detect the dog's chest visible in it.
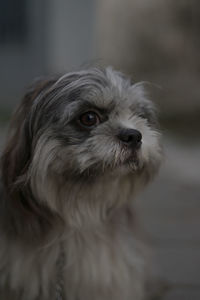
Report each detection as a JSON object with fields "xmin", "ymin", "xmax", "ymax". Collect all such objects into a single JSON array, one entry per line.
[
  {"xmin": 61, "ymin": 226, "xmax": 143, "ymax": 300},
  {"xmin": 0, "ymin": 223, "xmax": 143, "ymax": 300}
]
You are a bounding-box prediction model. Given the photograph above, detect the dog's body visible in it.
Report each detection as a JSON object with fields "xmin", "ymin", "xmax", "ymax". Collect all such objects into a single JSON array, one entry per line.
[{"xmin": 0, "ymin": 67, "xmax": 162, "ymax": 300}]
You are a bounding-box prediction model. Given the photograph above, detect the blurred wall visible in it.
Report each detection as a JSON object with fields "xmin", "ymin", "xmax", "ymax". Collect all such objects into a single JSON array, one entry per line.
[
  {"xmin": 0, "ymin": 0, "xmax": 46, "ymax": 109},
  {"xmin": 1, "ymin": 0, "xmax": 200, "ymax": 121},
  {"xmin": 45, "ymin": 0, "xmax": 96, "ymax": 73},
  {"xmin": 96, "ymin": 0, "xmax": 200, "ymax": 119},
  {"xmin": 0, "ymin": 0, "xmax": 96, "ymax": 110}
]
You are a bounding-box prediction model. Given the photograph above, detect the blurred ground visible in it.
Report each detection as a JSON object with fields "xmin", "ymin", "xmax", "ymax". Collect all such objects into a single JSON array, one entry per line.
[
  {"xmin": 136, "ymin": 135, "xmax": 200, "ymax": 299},
  {"xmin": 0, "ymin": 126, "xmax": 200, "ymax": 300}
]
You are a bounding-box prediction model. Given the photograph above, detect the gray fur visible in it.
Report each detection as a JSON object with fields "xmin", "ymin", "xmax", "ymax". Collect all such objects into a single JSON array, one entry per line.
[{"xmin": 0, "ymin": 67, "xmax": 162, "ymax": 300}]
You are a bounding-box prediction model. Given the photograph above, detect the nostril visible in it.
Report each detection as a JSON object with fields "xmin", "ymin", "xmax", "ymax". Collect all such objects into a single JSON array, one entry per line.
[
  {"xmin": 121, "ymin": 134, "xmax": 132, "ymax": 143},
  {"xmin": 118, "ymin": 129, "xmax": 142, "ymax": 147}
]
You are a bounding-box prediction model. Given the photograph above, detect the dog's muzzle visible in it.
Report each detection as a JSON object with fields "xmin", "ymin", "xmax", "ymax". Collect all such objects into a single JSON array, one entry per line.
[{"xmin": 117, "ymin": 128, "xmax": 142, "ymax": 150}]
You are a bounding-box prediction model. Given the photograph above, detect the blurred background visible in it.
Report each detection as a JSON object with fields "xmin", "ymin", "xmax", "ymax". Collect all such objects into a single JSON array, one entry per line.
[{"xmin": 0, "ymin": 0, "xmax": 199, "ymax": 299}]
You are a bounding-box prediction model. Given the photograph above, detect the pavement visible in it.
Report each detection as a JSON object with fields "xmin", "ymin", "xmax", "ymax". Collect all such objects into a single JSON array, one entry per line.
[{"xmin": 0, "ymin": 126, "xmax": 200, "ymax": 299}]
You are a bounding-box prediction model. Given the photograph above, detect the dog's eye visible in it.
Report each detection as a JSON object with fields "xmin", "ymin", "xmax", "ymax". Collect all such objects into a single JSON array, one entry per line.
[
  {"xmin": 79, "ymin": 111, "xmax": 100, "ymax": 128},
  {"xmin": 138, "ymin": 113, "xmax": 146, "ymax": 119}
]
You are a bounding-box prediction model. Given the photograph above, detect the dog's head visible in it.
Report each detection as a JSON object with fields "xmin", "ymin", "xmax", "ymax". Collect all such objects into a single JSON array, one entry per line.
[{"xmin": 1, "ymin": 67, "xmax": 162, "ymax": 236}]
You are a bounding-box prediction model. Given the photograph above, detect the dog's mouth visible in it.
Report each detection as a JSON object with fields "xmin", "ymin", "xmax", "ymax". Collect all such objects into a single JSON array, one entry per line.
[
  {"xmin": 124, "ymin": 150, "xmax": 140, "ymax": 170},
  {"xmin": 125, "ymin": 154, "xmax": 139, "ymax": 165},
  {"xmin": 115, "ymin": 145, "xmax": 141, "ymax": 172}
]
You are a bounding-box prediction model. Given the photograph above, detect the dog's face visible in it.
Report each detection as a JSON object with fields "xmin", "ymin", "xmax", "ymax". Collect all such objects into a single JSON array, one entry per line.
[
  {"xmin": 1, "ymin": 67, "xmax": 162, "ymax": 234},
  {"xmin": 27, "ymin": 68, "xmax": 161, "ymax": 183}
]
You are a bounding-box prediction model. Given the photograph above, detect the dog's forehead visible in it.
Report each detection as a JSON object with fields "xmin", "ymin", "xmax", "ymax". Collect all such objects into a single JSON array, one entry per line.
[
  {"xmin": 52, "ymin": 68, "xmax": 151, "ymax": 121},
  {"xmin": 82, "ymin": 87, "xmax": 130, "ymax": 111},
  {"xmin": 67, "ymin": 75, "xmax": 137, "ymax": 111},
  {"xmin": 80, "ymin": 87, "xmax": 147, "ymax": 119}
]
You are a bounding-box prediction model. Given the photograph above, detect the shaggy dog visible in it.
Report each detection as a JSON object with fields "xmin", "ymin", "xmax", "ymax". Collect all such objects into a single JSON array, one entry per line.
[{"xmin": 0, "ymin": 67, "xmax": 162, "ymax": 300}]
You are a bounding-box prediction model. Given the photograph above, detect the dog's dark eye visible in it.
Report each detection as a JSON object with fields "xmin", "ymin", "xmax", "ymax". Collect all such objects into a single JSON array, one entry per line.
[
  {"xmin": 138, "ymin": 113, "xmax": 146, "ymax": 119},
  {"xmin": 79, "ymin": 111, "xmax": 100, "ymax": 128}
]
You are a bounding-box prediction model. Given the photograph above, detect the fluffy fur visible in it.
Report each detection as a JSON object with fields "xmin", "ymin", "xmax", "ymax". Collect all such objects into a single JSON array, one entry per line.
[{"xmin": 0, "ymin": 67, "xmax": 162, "ymax": 300}]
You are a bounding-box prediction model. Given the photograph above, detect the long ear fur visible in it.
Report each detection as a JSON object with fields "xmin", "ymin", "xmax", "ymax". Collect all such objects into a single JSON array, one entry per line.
[{"xmin": 0, "ymin": 77, "xmax": 62, "ymax": 242}]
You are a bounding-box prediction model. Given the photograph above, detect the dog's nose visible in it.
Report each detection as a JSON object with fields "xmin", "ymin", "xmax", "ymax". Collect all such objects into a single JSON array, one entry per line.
[{"xmin": 117, "ymin": 129, "xmax": 142, "ymax": 148}]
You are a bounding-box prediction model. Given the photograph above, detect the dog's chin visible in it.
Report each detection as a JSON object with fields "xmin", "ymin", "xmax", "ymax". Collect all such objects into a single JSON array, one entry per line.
[
  {"xmin": 62, "ymin": 148, "xmax": 142, "ymax": 181},
  {"xmin": 86, "ymin": 151, "xmax": 141, "ymax": 179},
  {"xmin": 124, "ymin": 149, "xmax": 140, "ymax": 166},
  {"xmin": 115, "ymin": 152, "xmax": 141, "ymax": 175}
]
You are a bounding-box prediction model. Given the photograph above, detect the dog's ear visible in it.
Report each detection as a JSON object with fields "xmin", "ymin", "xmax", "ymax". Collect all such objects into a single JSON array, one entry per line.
[
  {"xmin": 1, "ymin": 77, "xmax": 61, "ymax": 240},
  {"xmin": 2, "ymin": 77, "xmax": 56, "ymax": 189}
]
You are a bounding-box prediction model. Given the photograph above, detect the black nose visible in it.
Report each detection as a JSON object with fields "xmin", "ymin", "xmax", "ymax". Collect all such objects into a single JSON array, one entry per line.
[{"xmin": 117, "ymin": 129, "xmax": 142, "ymax": 148}]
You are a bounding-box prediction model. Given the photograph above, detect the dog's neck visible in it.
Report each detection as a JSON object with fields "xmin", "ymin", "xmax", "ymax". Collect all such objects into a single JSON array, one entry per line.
[
  {"xmin": 36, "ymin": 170, "xmax": 135, "ymax": 230},
  {"xmin": 0, "ymin": 169, "xmax": 136, "ymax": 246}
]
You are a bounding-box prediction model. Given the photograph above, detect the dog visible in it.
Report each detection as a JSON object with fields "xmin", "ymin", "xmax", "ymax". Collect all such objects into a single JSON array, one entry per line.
[{"xmin": 0, "ymin": 67, "xmax": 162, "ymax": 300}]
